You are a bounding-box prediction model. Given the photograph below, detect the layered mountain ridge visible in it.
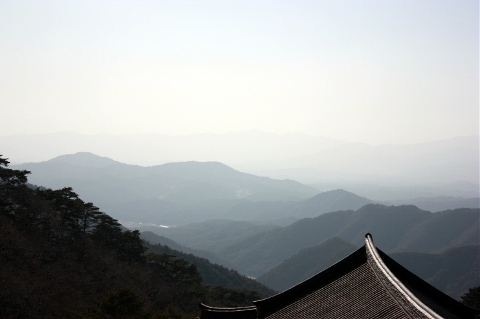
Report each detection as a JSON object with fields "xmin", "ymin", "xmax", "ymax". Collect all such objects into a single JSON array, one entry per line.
[{"xmin": 150, "ymin": 205, "xmax": 479, "ymax": 277}]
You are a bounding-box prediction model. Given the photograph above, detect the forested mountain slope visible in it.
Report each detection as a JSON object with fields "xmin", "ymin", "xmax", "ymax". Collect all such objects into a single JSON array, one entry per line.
[
  {"xmin": 139, "ymin": 231, "xmax": 275, "ymax": 296},
  {"xmin": 0, "ymin": 155, "xmax": 273, "ymax": 318},
  {"xmin": 146, "ymin": 243, "xmax": 275, "ymax": 297}
]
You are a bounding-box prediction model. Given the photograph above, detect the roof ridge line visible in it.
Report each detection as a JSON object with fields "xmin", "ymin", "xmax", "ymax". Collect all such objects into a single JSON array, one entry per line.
[
  {"xmin": 365, "ymin": 234, "xmax": 443, "ymax": 319},
  {"xmin": 199, "ymin": 303, "xmax": 256, "ymax": 311}
]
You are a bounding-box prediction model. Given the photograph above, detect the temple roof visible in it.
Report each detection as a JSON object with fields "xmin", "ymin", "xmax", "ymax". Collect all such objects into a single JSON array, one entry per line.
[{"xmin": 199, "ymin": 234, "xmax": 479, "ymax": 319}]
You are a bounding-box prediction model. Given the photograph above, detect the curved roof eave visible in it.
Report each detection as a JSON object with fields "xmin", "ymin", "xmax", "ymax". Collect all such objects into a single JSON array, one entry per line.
[{"xmin": 365, "ymin": 233, "xmax": 443, "ymax": 319}]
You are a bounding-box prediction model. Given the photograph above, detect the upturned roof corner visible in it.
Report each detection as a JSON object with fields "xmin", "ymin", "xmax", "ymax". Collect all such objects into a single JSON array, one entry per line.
[{"xmin": 199, "ymin": 233, "xmax": 479, "ymax": 319}]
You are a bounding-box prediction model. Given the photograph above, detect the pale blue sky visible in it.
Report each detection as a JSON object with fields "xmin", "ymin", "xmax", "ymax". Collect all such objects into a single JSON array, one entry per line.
[{"xmin": 1, "ymin": 0, "xmax": 478, "ymax": 144}]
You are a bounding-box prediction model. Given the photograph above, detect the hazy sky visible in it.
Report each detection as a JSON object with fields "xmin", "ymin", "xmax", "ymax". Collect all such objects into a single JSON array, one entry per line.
[{"xmin": 1, "ymin": 0, "xmax": 478, "ymax": 144}]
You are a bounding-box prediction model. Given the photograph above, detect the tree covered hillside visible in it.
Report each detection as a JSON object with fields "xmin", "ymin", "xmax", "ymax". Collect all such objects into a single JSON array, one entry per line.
[
  {"xmin": 0, "ymin": 155, "xmax": 272, "ymax": 318},
  {"xmin": 146, "ymin": 243, "xmax": 274, "ymax": 297}
]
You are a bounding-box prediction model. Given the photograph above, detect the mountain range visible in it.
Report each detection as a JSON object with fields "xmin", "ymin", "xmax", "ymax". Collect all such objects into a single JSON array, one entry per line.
[
  {"xmin": 311, "ymin": 180, "xmax": 480, "ymax": 201},
  {"xmin": 12, "ymin": 152, "xmax": 479, "ymax": 226},
  {"xmin": 13, "ymin": 152, "xmax": 319, "ymax": 225},
  {"xmin": 224, "ymin": 189, "xmax": 374, "ymax": 221},
  {"xmin": 3, "ymin": 132, "xmax": 478, "ymax": 190},
  {"xmin": 148, "ymin": 205, "xmax": 479, "ymax": 277},
  {"xmin": 1, "ymin": 131, "xmax": 344, "ymax": 166}
]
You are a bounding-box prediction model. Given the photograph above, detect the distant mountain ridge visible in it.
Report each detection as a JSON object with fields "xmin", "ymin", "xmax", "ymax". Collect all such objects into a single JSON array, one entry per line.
[
  {"xmin": 385, "ymin": 196, "xmax": 479, "ymax": 212},
  {"xmin": 223, "ymin": 189, "xmax": 374, "ymax": 222},
  {"xmin": 2, "ymin": 132, "xmax": 478, "ymax": 187},
  {"xmin": 291, "ymin": 189, "xmax": 373, "ymax": 218},
  {"xmin": 13, "ymin": 152, "xmax": 319, "ymax": 225},
  {"xmin": 0, "ymin": 131, "xmax": 345, "ymax": 166},
  {"xmin": 12, "ymin": 152, "xmax": 478, "ymax": 226},
  {"xmin": 310, "ymin": 180, "xmax": 480, "ymax": 202},
  {"xmin": 49, "ymin": 152, "xmax": 123, "ymax": 167}
]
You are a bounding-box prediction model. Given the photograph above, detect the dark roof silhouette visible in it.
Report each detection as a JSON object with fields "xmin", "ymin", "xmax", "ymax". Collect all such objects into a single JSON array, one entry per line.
[{"xmin": 199, "ymin": 234, "xmax": 479, "ymax": 319}]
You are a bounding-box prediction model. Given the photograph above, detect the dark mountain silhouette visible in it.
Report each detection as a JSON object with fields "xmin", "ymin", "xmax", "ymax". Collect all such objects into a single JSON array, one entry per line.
[
  {"xmin": 395, "ymin": 208, "xmax": 480, "ymax": 253},
  {"xmin": 158, "ymin": 205, "xmax": 479, "ymax": 277},
  {"xmin": 257, "ymin": 237, "xmax": 357, "ymax": 292},
  {"xmin": 335, "ymin": 204, "xmax": 432, "ymax": 251},
  {"xmin": 390, "ymin": 245, "xmax": 480, "ymax": 300},
  {"xmin": 257, "ymin": 236, "xmax": 478, "ymax": 300}
]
